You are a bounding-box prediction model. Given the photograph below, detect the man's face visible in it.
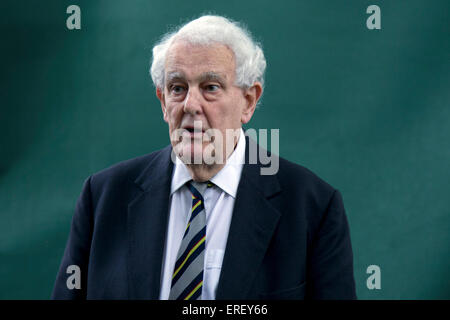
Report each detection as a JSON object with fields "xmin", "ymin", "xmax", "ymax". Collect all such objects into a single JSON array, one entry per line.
[{"xmin": 156, "ymin": 41, "xmax": 258, "ymax": 164}]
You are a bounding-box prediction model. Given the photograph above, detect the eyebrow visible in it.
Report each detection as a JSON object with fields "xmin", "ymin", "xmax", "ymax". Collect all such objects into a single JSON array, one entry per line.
[
  {"xmin": 165, "ymin": 71, "xmax": 227, "ymax": 85},
  {"xmin": 198, "ymin": 72, "xmax": 227, "ymax": 84},
  {"xmin": 166, "ymin": 71, "xmax": 185, "ymax": 84}
]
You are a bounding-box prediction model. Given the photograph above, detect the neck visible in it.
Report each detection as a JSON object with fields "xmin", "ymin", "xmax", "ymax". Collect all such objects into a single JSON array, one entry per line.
[
  {"xmin": 184, "ymin": 132, "xmax": 240, "ymax": 182},
  {"xmin": 185, "ymin": 162, "xmax": 226, "ymax": 182}
]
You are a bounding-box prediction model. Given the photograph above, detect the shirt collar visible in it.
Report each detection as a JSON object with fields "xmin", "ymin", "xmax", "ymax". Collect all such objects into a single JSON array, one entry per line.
[{"xmin": 170, "ymin": 128, "xmax": 246, "ymax": 198}]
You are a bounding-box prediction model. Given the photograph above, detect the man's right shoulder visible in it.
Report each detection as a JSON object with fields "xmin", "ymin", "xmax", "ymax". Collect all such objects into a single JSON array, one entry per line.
[{"xmin": 87, "ymin": 145, "xmax": 172, "ymax": 192}]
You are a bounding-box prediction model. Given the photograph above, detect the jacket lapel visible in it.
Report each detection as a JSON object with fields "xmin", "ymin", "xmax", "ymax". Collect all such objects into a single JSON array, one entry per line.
[
  {"xmin": 216, "ymin": 139, "xmax": 282, "ymax": 299},
  {"xmin": 127, "ymin": 146, "xmax": 173, "ymax": 299}
]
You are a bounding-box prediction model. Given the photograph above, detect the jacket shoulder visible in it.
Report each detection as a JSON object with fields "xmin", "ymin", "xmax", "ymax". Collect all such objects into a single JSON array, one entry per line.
[
  {"xmin": 275, "ymin": 156, "xmax": 342, "ymax": 224},
  {"xmin": 277, "ymin": 156, "xmax": 336, "ymax": 195},
  {"xmin": 89, "ymin": 146, "xmax": 171, "ymax": 194}
]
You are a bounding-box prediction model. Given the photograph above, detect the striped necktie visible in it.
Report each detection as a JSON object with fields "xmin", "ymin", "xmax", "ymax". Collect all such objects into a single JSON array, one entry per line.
[{"xmin": 169, "ymin": 181, "xmax": 213, "ymax": 300}]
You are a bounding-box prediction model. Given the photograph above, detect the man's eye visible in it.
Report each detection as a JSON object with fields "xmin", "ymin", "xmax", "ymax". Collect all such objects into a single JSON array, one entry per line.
[
  {"xmin": 205, "ymin": 84, "xmax": 220, "ymax": 92},
  {"xmin": 170, "ymin": 85, "xmax": 185, "ymax": 94}
]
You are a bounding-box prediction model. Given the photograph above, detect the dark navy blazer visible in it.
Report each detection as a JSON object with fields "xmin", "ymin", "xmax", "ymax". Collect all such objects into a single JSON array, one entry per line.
[{"xmin": 52, "ymin": 140, "xmax": 357, "ymax": 299}]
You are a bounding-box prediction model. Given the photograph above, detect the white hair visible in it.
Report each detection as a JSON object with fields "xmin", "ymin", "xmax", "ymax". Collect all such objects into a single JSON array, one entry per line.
[{"xmin": 150, "ymin": 15, "xmax": 266, "ymax": 91}]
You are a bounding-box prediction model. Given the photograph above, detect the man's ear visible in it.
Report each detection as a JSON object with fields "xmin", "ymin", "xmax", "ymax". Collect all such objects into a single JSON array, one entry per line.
[
  {"xmin": 241, "ymin": 82, "xmax": 263, "ymax": 124},
  {"xmin": 156, "ymin": 87, "xmax": 168, "ymax": 123}
]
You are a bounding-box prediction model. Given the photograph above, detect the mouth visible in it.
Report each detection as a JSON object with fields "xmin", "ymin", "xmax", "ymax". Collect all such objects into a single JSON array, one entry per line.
[{"xmin": 183, "ymin": 126, "xmax": 205, "ymax": 134}]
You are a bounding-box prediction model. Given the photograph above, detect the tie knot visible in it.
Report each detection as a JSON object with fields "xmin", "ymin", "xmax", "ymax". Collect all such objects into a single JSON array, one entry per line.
[{"xmin": 188, "ymin": 181, "xmax": 213, "ymax": 199}]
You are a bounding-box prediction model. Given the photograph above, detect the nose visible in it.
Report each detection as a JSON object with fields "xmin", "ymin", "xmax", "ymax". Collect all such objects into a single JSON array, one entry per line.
[{"xmin": 183, "ymin": 88, "xmax": 203, "ymax": 115}]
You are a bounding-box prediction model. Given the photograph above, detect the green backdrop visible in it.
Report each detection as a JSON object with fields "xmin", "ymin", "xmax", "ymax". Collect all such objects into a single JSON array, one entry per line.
[{"xmin": 1, "ymin": 0, "xmax": 449, "ymax": 299}]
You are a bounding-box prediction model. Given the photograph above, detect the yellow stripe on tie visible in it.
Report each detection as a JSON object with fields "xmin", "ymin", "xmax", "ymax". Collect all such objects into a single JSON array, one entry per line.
[
  {"xmin": 184, "ymin": 280, "xmax": 203, "ymax": 300},
  {"xmin": 172, "ymin": 236, "xmax": 206, "ymax": 279},
  {"xmin": 185, "ymin": 221, "xmax": 191, "ymax": 232},
  {"xmin": 191, "ymin": 199, "xmax": 201, "ymax": 212}
]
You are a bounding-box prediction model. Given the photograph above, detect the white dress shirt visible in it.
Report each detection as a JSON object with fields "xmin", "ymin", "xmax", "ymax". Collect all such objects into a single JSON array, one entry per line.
[{"xmin": 159, "ymin": 128, "xmax": 246, "ymax": 300}]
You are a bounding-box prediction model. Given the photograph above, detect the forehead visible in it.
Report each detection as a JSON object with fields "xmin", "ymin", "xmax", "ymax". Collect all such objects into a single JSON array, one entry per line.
[{"xmin": 164, "ymin": 41, "xmax": 236, "ymax": 81}]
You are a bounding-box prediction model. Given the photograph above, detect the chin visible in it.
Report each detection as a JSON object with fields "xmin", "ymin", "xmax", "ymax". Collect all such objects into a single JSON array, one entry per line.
[
  {"xmin": 173, "ymin": 141, "xmax": 204, "ymax": 165},
  {"xmin": 174, "ymin": 141, "xmax": 222, "ymax": 165}
]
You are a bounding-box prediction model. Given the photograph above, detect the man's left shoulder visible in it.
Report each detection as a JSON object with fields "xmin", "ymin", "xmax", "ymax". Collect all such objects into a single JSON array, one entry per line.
[
  {"xmin": 273, "ymin": 156, "xmax": 346, "ymax": 231},
  {"xmin": 276, "ymin": 156, "xmax": 336, "ymax": 196}
]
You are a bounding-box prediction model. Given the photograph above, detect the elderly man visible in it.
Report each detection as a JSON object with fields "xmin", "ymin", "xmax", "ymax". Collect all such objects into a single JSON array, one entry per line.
[{"xmin": 52, "ymin": 15, "xmax": 356, "ymax": 300}]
